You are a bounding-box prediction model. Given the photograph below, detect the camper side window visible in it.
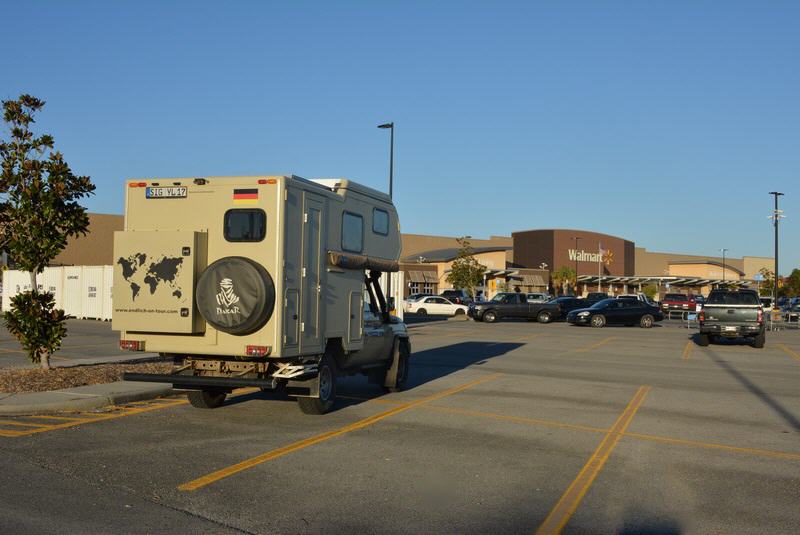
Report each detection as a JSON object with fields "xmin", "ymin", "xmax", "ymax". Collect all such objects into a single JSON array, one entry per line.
[
  {"xmin": 373, "ymin": 208, "xmax": 389, "ymax": 236},
  {"xmin": 342, "ymin": 212, "xmax": 363, "ymax": 252},
  {"xmin": 224, "ymin": 209, "xmax": 266, "ymax": 242}
]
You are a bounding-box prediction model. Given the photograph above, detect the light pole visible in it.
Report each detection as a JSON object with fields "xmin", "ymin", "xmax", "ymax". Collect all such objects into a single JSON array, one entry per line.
[
  {"xmin": 573, "ymin": 237, "xmax": 581, "ymax": 295},
  {"xmin": 377, "ymin": 122, "xmax": 394, "ymax": 306},
  {"xmin": 769, "ymin": 191, "xmax": 784, "ymax": 301},
  {"xmin": 377, "ymin": 122, "xmax": 394, "ymax": 198},
  {"xmin": 719, "ymin": 248, "xmax": 728, "ymax": 284}
]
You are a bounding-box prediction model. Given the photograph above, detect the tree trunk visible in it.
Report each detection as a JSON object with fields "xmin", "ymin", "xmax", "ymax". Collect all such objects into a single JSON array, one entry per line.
[{"xmin": 28, "ymin": 271, "xmax": 51, "ymax": 370}]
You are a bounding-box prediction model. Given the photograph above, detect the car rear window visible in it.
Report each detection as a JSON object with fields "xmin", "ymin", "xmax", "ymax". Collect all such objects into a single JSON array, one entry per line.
[
  {"xmin": 224, "ymin": 209, "xmax": 266, "ymax": 242},
  {"xmin": 706, "ymin": 292, "xmax": 760, "ymax": 305}
]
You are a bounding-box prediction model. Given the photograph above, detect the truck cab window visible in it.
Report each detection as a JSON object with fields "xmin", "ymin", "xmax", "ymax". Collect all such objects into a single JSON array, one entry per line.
[{"xmin": 224, "ymin": 209, "xmax": 266, "ymax": 242}]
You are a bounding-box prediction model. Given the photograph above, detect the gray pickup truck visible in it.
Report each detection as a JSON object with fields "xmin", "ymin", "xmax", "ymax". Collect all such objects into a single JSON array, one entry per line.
[
  {"xmin": 468, "ymin": 292, "xmax": 561, "ymax": 323},
  {"xmin": 697, "ymin": 289, "xmax": 765, "ymax": 348}
]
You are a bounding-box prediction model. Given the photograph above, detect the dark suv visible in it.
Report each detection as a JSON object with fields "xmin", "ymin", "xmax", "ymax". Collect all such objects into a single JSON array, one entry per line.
[{"xmin": 440, "ymin": 289, "xmax": 471, "ymax": 305}]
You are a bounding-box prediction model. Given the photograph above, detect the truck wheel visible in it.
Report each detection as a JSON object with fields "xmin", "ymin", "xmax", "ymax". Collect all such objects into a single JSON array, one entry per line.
[
  {"xmin": 752, "ymin": 331, "xmax": 766, "ymax": 349},
  {"xmin": 416, "ymin": 308, "xmax": 427, "ymax": 317},
  {"xmin": 640, "ymin": 314, "xmax": 654, "ymax": 328},
  {"xmin": 483, "ymin": 310, "xmax": 497, "ymax": 323},
  {"xmin": 385, "ymin": 339, "xmax": 410, "ymax": 393},
  {"xmin": 187, "ymin": 389, "xmax": 227, "ymax": 409},
  {"xmin": 297, "ymin": 353, "xmax": 337, "ymax": 415},
  {"xmin": 537, "ymin": 311, "xmax": 552, "ymax": 324},
  {"xmin": 590, "ymin": 315, "xmax": 606, "ymax": 328},
  {"xmin": 454, "ymin": 309, "xmax": 465, "ymax": 316},
  {"xmin": 697, "ymin": 333, "xmax": 710, "ymax": 347}
]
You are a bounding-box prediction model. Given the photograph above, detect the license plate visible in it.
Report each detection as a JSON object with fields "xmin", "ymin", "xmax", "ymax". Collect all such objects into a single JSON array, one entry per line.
[
  {"xmin": 723, "ymin": 326, "xmax": 737, "ymax": 332},
  {"xmin": 146, "ymin": 186, "xmax": 187, "ymax": 199}
]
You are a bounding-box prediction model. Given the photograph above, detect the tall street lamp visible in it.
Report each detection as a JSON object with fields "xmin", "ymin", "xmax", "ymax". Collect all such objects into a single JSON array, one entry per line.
[
  {"xmin": 573, "ymin": 236, "xmax": 581, "ymax": 295},
  {"xmin": 377, "ymin": 122, "xmax": 394, "ymax": 306},
  {"xmin": 719, "ymin": 248, "xmax": 728, "ymax": 284},
  {"xmin": 769, "ymin": 191, "xmax": 785, "ymax": 301},
  {"xmin": 377, "ymin": 122, "xmax": 394, "ymax": 198}
]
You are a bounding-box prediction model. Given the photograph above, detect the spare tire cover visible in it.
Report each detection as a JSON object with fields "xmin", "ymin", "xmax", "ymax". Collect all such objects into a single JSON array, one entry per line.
[{"xmin": 196, "ymin": 256, "xmax": 275, "ymax": 335}]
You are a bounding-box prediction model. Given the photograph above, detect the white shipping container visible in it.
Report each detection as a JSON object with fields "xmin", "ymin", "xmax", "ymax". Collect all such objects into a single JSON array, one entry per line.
[
  {"xmin": 102, "ymin": 265, "xmax": 114, "ymax": 321},
  {"xmin": 82, "ymin": 266, "xmax": 105, "ymax": 320},
  {"xmin": 2, "ymin": 270, "xmax": 32, "ymax": 311},
  {"xmin": 63, "ymin": 266, "xmax": 83, "ymax": 318},
  {"xmin": 40, "ymin": 267, "xmax": 65, "ymax": 310}
]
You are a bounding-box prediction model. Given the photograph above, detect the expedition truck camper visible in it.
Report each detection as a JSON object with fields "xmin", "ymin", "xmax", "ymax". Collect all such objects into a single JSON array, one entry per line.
[{"xmin": 116, "ymin": 175, "xmax": 409, "ymax": 414}]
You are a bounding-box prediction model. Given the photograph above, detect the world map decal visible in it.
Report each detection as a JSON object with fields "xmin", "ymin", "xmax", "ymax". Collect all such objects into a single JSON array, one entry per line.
[{"xmin": 117, "ymin": 252, "xmax": 184, "ymax": 301}]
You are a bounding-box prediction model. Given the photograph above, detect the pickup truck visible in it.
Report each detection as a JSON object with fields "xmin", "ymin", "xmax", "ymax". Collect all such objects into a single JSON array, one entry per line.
[
  {"xmin": 469, "ymin": 292, "xmax": 561, "ymax": 323},
  {"xmin": 697, "ymin": 289, "xmax": 765, "ymax": 348},
  {"xmin": 661, "ymin": 293, "xmax": 698, "ymax": 313}
]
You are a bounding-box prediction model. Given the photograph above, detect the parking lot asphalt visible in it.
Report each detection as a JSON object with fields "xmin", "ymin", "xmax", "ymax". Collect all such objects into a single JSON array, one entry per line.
[
  {"xmin": 0, "ymin": 318, "xmax": 799, "ymax": 534},
  {"xmin": 0, "ymin": 319, "xmax": 130, "ymax": 368}
]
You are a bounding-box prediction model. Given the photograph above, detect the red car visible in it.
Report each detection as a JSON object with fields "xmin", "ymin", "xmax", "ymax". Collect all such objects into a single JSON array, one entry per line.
[{"xmin": 660, "ymin": 293, "xmax": 697, "ymax": 313}]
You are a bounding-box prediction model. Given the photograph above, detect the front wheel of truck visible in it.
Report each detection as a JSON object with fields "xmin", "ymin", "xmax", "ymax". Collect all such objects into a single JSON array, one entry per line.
[
  {"xmin": 696, "ymin": 333, "xmax": 710, "ymax": 347},
  {"xmin": 297, "ymin": 353, "xmax": 337, "ymax": 415},
  {"xmin": 187, "ymin": 389, "xmax": 227, "ymax": 409}
]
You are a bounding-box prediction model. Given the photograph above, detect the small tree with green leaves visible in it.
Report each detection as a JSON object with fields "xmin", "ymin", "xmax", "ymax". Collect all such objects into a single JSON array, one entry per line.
[
  {"xmin": 0, "ymin": 95, "xmax": 95, "ymax": 369},
  {"xmin": 642, "ymin": 284, "xmax": 658, "ymax": 300},
  {"xmin": 445, "ymin": 237, "xmax": 486, "ymax": 299},
  {"xmin": 757, "ymin": 267, "xmax": 775, "ymax": 296},
  {"xmin": 551, "ymin": 266, "xmax": 577, "ymax": 296}
]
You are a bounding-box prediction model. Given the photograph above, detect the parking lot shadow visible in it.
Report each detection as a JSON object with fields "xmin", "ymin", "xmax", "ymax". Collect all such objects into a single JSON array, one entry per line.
[{"xmin": 703, "ymin": 345, "xmax": 800, "ymax": 432}]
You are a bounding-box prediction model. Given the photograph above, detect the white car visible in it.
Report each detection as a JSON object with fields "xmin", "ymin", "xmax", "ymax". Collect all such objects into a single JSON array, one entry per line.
[{"xmin": 405, "ymin": 296, "xmax": 468, "ymax": 317}]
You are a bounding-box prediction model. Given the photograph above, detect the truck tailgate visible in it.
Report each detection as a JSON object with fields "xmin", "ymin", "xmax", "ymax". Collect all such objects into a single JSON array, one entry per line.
[{"xmin": 702, "ymin": 305, "xmax": 760, "ymax": 327}]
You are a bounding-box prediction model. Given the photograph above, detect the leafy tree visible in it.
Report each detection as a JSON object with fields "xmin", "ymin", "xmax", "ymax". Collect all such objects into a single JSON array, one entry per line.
[
  {"xmin": 642, "ymin": 284, "xmax": 658, "ymax": 300},
  {"xmin": 445, "ymin": 237, "xmax": 486, "ymax": 299},
  {"xmin": 757, "ymin": 267, "xmax": 775, "ymax": 296},
  {"xmin": 0, "ymin": 95, "xmax": 95, "ymax": 368},
  {"xmin": 783, "ymin": 268, "xmax": 800, "ymax": 297},
  {"xmin": 551, "ymin": 266, "xmax": 576, "ymax": 296}
]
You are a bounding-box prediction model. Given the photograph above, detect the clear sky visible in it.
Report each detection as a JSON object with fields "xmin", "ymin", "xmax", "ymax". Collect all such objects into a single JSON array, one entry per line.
[{"xmin": 2, "ymin": 1, "xmax": 798, "ymax": 272}]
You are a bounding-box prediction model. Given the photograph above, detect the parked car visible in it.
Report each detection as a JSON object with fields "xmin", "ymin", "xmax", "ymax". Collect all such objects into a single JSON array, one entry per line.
[
  {"xmin": 440, "ymin": 289, "xmax": 471, "ymax": 305},
  {"xmin": 759, "ymin": 297, "xmax": 774, "ymax": 310},
  {"xmin": 550, "ymin": 296, "xmax": 590, "ymax": 318},
  {"xmin": 586, "ymin": 292, "xmax": 609, "ymax": 302},
  {"xmin": 469, "ymin": 292, "xmax": 561, "ymax": 323},
  {"xmin": 567, "ymin": 298, "xmax": 663, "ymax": 328},
  {"xmin": 697, "ymin": 289, "xmax": 765, "ymax": 348},
  {"xmin": 405, "ymin": 296, "xmax": 467, "ymax": 317},
  {"xmin": 526, "ymin": 292, "xmax": 551, "ymax": 303},
  {"xmin": 616, "ymin": 293, "xmax": 658, "ymax": 306},
  {"xmin": 784, "ymin": 303, "xmax": 800, "ymax": 323},
  {"xmin": 405, "ymin": 293, "xmax": 435, "ymax": 303},
  {"xmin": 660, "ymin": 293, "xmax": 697, "ymax": 313}
]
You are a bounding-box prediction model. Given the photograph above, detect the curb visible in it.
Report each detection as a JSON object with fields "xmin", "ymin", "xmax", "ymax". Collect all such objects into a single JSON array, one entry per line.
[{"xmin": 0, "ymin": 382, "xmax": 175, "ymax": 416}]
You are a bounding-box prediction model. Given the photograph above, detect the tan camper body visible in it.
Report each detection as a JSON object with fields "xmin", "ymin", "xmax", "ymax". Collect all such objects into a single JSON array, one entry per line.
[
  {"xmin": 114, "ymin": 175, "xmax": 401, "ymax": 361},
  {"xmin": 116, "ymin": 175, "xmax": 410, "ymax": 413}
]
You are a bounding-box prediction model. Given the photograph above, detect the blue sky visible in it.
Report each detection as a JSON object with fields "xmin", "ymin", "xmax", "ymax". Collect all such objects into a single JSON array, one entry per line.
[{"xmin": 2, "ymin": 1, "xmax": 798, "ymax": 271}]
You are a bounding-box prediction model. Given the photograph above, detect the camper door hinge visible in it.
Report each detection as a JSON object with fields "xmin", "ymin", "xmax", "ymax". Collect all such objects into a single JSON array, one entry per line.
[
  {"xmin": 302, "ymin": 267, "xmax": 306, "ymax": 277},
  {"xmin": 304, "ymin": 213, "xmax": 308, "ymax": 223},
  {"xmin": 300, "ymin": 322, "xmax": 305, "ymax": 333}
]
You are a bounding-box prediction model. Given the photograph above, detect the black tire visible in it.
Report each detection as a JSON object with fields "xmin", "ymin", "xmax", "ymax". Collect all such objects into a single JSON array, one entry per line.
[
  {"xmin": 483, "ymin": 310, "xmax": 498, "ymax": 323},
  {"xmin": 537, "ymin": 311, "xmax": 552, "ymax": 324},
  {"xmin": 590, "ymin": 314, "xmax": 606, "ymax": 328},
  {"xmin": 640, "ymin": 314, "xmax": 654, "ymax": 328},
  {"xmin": 697, "ymin": 333, "xmax": 710, "ymax": 347},
  {"xmin": 416, "ymin": 308, "xmax": 427, "ymax": 317},
  {"xmin": 385, "ymin": 339, "xmax": 410, "ymax": 393},
  {"xmin": 753, "ymin": 331, "xmax": 766, "ymax": 349},
  {"xmin": 297, "ymin": 352, "xmax": 337, "ymax": 415},
  {"xmin": 195, "ymin": 256, "xmax": 275, "ymax": 336},
  {"xmin": 454, "ymin": 309, "xmax": 465, "ymax": 316},
  {"xmin": 187, "ymin": 389, "xmax": 227, "ymax": 409}
]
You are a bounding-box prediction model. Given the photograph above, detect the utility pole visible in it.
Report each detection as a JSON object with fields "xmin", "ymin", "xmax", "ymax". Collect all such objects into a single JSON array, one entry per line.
[
  {"xmin": 377, "ymin": 122, "xmax": 395, "ymax": 307},
  {"xmin": 720, "ymin": 248, "xmax": 728, "ymax": 284},
  {"xmin": 573, "ymin": 236, "xmax": 581, "ymax": 296},
  {"xmin": 769, "ymin": 191, "xmax": 784, "ymax": 302}
]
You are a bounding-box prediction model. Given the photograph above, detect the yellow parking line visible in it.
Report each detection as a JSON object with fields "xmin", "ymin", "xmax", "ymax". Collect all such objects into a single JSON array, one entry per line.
[
  {"xmin": 178, "ymin": 373, "xmax": 503, "ymax": 491},
  {"xmin": 778, "ymin": 344, "xmax": 800, "ymax": 363},
  {"xmin": 682, "ymin": 341, "xmax": 693, "ymax": 360},
  {"xmin": 535, "ymin": 385, "xmax": 650, "ymax": 535},
  {"xmin": 0, "ymin": 429, "xmax": 27, "ymax": 437},
  {"xmin": 0, "ymin": 419, "xmax": 52, "ymax": 428},
  {"xmin": 624, "ymin": 432, "xmax": 800, "ymax": 462},
  {"xmin": 575, "ymin": 337, "xmax": 616, "ymax": 353}
]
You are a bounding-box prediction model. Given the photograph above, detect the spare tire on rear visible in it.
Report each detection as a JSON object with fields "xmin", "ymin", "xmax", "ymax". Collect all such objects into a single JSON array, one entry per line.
[{"xmin": 195, "ymin": 256, "xmax": 275, "ymax": 335}]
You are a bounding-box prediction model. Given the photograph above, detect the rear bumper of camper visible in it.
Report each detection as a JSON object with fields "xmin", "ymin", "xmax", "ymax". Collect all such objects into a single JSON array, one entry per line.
[{"xmin": 123, "ymin": 373, "xmax": 279, "ymax": 391}]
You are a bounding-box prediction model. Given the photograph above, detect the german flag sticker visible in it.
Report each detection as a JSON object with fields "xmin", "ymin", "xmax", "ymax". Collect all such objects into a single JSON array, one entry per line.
[{"xmin": 233, "ymin": 188, "xmax": 258, "ymax": 205}]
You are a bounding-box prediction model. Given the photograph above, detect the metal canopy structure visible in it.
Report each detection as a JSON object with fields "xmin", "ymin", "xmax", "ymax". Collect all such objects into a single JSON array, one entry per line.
[{"xmin": 576, "ymin": 275, "xmax": 751, "ymax": 288}]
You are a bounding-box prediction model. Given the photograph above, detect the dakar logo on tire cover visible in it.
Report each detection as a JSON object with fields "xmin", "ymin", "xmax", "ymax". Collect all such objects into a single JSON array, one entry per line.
[{"xmin": 216, "ymin": 278, "xmax": 241, "ymax": 315}]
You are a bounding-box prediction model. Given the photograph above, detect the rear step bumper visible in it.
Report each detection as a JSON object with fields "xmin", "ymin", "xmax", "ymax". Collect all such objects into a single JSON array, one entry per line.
[{"xmin": 122, "ymin": 373, "xmax": 278, "ymax": 391}]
